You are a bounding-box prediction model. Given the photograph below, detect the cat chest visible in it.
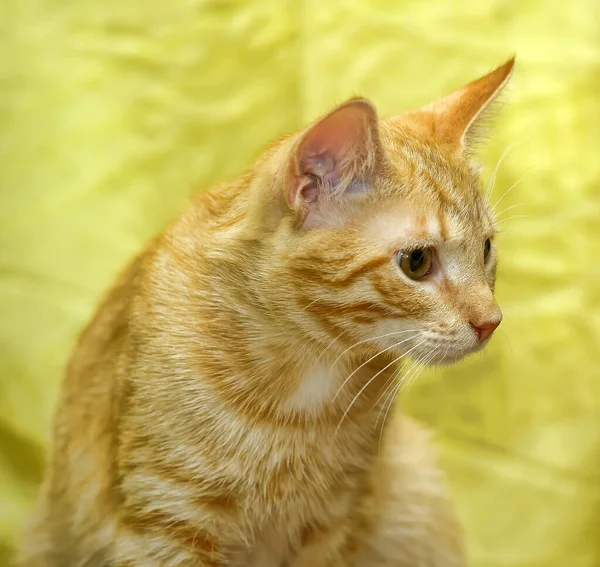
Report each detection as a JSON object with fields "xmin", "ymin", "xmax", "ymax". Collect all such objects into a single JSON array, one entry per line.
[
  {"xmin": 243, "ymin": 488, "xmax": 354, "ymax": 567},
  {"xmin": 194, "ymin": 421, "xmax": 333, "ymax": 561},
  {"xmin": 235, "ymin": 434, "xmax": 368, "ymax": 566}
]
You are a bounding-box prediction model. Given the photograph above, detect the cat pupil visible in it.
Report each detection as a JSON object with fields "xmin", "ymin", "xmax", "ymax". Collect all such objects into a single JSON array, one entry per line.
[
  {"xmin": 484, "ymin": 238, "xmax": 491, "ymax": 260},
  {"xmin": 410, "ymin": 250, "xmax": 424, "ymax": 271}
]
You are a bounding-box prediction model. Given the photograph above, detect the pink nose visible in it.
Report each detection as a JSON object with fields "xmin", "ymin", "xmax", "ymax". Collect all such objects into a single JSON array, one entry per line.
[{"xmin": 470, "ymin": 320, "xmax": 501, "ymax": 342}]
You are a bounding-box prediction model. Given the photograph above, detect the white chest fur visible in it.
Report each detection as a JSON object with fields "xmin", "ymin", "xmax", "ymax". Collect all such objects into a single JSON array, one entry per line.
[{"xmin": 282, "ymin": 363, "xmax": 340, "ymax": 413}]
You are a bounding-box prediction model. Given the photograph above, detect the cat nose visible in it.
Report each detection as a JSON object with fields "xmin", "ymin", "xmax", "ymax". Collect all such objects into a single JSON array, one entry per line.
[{"xmin": 470, "ymin": 319, "xmax": 501, "ymax": 342}]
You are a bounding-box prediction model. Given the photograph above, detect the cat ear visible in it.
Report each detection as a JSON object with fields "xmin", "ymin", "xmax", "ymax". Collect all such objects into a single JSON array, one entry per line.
[
  {"xmin": 396, "ymin": 57, "xmax": 515, "ymax": 153},
  {"xmin": 286, "ymin": 99, "xmax": 380, "ymax": 226}
]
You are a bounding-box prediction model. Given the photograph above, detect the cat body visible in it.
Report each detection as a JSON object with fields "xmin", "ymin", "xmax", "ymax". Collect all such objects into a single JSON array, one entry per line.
[{"xmin": 22, "ymin": 58, "xmax": 514, "ymax": 566}]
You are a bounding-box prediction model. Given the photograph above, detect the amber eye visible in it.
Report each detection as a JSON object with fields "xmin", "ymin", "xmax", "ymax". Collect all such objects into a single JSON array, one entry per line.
[
  {"xmin": 397, "ymin": 248, "xmax": 433, "ymax": 280},
  {"xmin": 484, "ymin": 238, "xmax": 492, "ymax": 262}
]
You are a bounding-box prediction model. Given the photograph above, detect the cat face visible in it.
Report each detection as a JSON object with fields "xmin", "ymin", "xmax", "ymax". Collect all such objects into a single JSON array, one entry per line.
[
  {"xmin": 256, "ymin": 58, "xmax": 513, "ymax": 367},
  {"xmin": 358, "ymin": 133, "xmax": 501, "ymax": 365},
  {"xmin": 284, "ymin": 151, "xmax": 501, "ymax": 366},
  {"xmin": 359, "ymin": 166, "xmax": 500, "ymax": 365}
]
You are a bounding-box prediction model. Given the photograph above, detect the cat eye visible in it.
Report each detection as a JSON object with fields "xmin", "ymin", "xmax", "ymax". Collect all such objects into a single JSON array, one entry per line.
[
  {"xmin": 484, "ymin": 238, "xmax": 492, "ymax": 262},
  {"xmin": 397, "ymin": 248, "xmax": 433, "ymax": 280}
]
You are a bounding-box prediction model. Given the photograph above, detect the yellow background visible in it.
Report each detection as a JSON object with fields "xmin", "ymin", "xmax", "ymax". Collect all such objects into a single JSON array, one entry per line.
[{"xmin": 1, "ymin": 0, "xmax": 599, "ymax": 565}]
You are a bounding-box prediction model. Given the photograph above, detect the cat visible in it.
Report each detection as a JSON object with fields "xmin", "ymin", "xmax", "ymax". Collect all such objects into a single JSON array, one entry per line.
[{"xmin": 21, "ymin": 56, "xmax": 514, "ymax": 566}]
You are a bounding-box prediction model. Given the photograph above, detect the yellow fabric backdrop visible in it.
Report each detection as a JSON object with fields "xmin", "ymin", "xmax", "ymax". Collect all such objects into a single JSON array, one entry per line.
[{"xmin": 1, "ymin": 0, "xmax": 599, "ymax": 564}]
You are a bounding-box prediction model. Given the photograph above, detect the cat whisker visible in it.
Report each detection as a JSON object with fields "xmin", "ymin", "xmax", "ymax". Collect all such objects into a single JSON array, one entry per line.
[
  {"xmin": 376, "ymin": 349, "xmax": 438, "ymax": 453},
  {"xmin": 332, "ymin": 334, "xmax": 423, "ymax": 404},
  {"xmin": 397, "ymin": 349, "xmax": 435, "ymax": 395},
  {"xmin": 309, "ymin": 296, "xmax": 379, "ymax": 365},
  {"xmin": 314, "ymin": 329, "xmax": 349, "ymax": 367},
  {"xmin": 404, "ymin": 347, "xmax": 438, "ymax": 392},
  {"xmin": 379, "ymin": 346, "xmax": 439, "ymax": 453},
  {"xmin": 495, "ymin": 229, "xmax": 520, "ymax": 237},
  {"xmin": 333, "ymin": 338, "xmax": 428, "ymax": 437},
  {"xmin": 491, "ymin": 165, "xmax": 535, "ymax": 211},
  {"xmin": 373, "ymin": 352, "xmax": 422, "ymax": 412},
  {"xmin": 438, "ymin": 341, "xmax": 451, "ymax": 370},
  {"xmin": 495, "ymin": 214, "xmax": 531, "ymax": 225},
  {"xmin": 371, "ymin": 359, "xmax": 411, "ymax": 418},
  {"xmin": 373, "ymin": 359, "xmax": 416, "ymax": 431},
  {"xmin": 314, "ymin": 308, "xmax": 422, "ymax": 367},
  {"xmin": 302, "ymin": 296, "xmax": 325, "ymax": 312},
  {"xmin": 336, "ymin": 346, "xmax": 418, "ymax": 429},
  {"xmin": 373, "ymin": 339, "xmax": 442, "ymax": 427},
  {"xmin": 493, "ymin": 202, "xmax": 526, "ymax": 220},
  {"xmin": 330, "ymin": 329, "xmax": 420, "ymax": 369},
  {"xmin": 484, "ymin": 142, "xmax": 517, "ymax": 202}
]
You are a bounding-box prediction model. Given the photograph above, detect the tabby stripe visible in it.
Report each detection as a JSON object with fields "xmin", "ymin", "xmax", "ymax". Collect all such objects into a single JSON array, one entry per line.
[
  {"xmin": 303, "ymin": 299, "xmax": 403, "ymax": 319},
  {"xmin": 122, "ymin": 511, "xmax": 223, "ymax": 562},
  {"xmin": 369, "ymin": 273, "xmax": 421, "ymax": 316},
  {"xmin": 122, "ymin": 461, "xmax": 240, "ymax": 515},
  {"xmin": 437, "ymin": 207, "xmax": 449, "ymax": 240},
  {"xmin": 337, "ymin": 255, "xmax": 391, "ymax": 286},
  {"xmin": 292, "ymin": 255, "xmax": 389, "ymax": 289}
]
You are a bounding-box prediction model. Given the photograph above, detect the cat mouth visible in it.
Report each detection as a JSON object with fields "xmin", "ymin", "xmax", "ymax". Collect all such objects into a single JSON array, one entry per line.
[{"xmin": 415, "ymin": 337, "xmax": 491, "ymax": 366}]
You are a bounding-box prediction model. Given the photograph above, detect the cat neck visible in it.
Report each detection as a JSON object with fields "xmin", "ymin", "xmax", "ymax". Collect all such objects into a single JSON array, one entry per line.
[
  {"xmin": 148, "ymin": 184, "xmax": 403, "ymax": 433},
  {"xmin": 187, "ymin": 291, "xmax": 399, "ymax": 431}
]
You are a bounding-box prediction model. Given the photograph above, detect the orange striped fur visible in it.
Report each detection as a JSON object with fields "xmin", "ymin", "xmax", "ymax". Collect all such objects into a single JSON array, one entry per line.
[{"xmin": 21, "ymin": 58, "xmax": 514, "ymax": 566}]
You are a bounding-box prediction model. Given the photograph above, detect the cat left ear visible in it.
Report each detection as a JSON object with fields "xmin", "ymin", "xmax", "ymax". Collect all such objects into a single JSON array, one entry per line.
[
  {"xmin": 398, "ymin": 57, "xmax": 515, "ymax": 153},
  {"xmin": 286, "ymin": 99, "xmax": 380, "ymax": 227}
]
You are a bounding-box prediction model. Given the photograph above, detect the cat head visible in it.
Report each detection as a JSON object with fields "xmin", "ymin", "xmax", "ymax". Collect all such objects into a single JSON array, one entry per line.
[{"xmin": 252, "ymin": 58, "xmax": 514, "ymax": 366}]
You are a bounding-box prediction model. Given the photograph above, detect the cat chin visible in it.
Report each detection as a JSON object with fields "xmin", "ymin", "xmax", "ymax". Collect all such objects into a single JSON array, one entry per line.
[
  {"xmin": 427, "ymin": 351, "xmax": 470, "ymax": 366},
  {"xmin": 424, "ymin": 342, "xmax": 488, "ymax": 366}
]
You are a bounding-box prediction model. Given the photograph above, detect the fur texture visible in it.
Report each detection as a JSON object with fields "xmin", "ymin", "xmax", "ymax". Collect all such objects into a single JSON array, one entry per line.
[{"xmin": 21, "ymin": 58, "xmax": 514, "ymax": 566}]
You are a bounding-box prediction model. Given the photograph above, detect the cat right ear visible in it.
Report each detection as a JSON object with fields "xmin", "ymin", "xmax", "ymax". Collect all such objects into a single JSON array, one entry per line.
[{"xmin": 286, "ymin": 99, "xmax": 380, "ymax": 228}]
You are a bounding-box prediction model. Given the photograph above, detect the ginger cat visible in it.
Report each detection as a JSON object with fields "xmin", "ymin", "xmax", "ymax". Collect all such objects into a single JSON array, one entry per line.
[{"xmin": 22, "ymin": 57, "xmax": 514, "ymax": 566}]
